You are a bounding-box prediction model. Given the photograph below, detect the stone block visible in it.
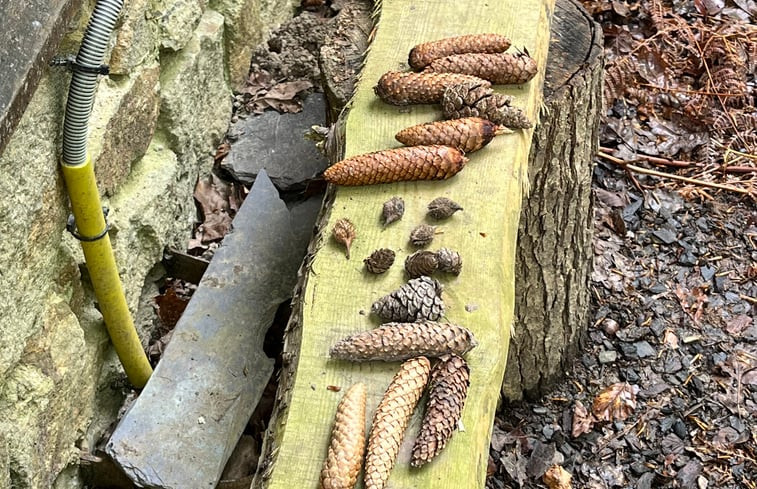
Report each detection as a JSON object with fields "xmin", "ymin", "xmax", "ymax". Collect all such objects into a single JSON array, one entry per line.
[
  {"xmin": 0, "ymin": 295, "xmax": 102, "ymax": 489},
  {"xmin": 0, "ymin": 73, "xmax": 69, "ymax": 379},
  {"xmin": 159, "ymin": 9, "xmax": 231, "ymax": 159},
  {"xmin": 210, "ymin": 0, "xmax": 263, "ymax": 88},
  {"xmin": 88, "ymin": 63, "xmax": 161, "ymax": 196},
  {"xmin": 109, "ymin": 0, "xmax": 158, "ymax": 74},
  {"xmin": 106, "ymin": 139, "xmax": 197, "ymax": 311},
  {"xmin": 221, "ymin": 93, "xmax": 328, "ymax": 191},
  {"xmin": 151, "ymin": 0, "xmax": 209, "ymax": 51}
]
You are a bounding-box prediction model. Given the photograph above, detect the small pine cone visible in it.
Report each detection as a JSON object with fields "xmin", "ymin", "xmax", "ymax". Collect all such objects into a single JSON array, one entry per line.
[
  {"xmin": 426, "ymin": 52, "xmax": 538, "ymax": 85},
  {"xmin": 329, "ymin": 321, "xmax": 478, "ymax": 362},
  {"xmin": 364, "ymin": 248, "xmax": 396, "ymax": 274},
  {"xmin": 320, "ymin": 383, "xmax": 367, "ymax": 489},
  {"xmin": 408, "ymin": 33, "xmax": 512, "ymax": 70},
  {"xmin": 375, "ymin": 71, "xmax": 491, "ymax": 105},
  {"xmin": 436, "ymin": 248, "xmax": 462, "ymax": 275},
  {"xmin": 365, "ymin": 357, "xmax": 431, "ymax": 489},
  {"xmin": 382, "ymin": 196, "xmax": 405, "ymax": 226},
  {"xmin": 395, "ymin": 117, "xmax": 501, "ymax": 154},
  {"xmin": 405, "ymin": 250, "xmax": 439, "ymax": 278},
  {"xmin": 333, "ymin": 218, "xmax": 356, "ymax": 259},
  {"xmin": 410, "ymin": 354, "xmax": 470, "ymax": 467},
  {"xmin": 410, "ymin": 224, "xmax": 437, "ymax": 247},
  {"xmin": 442, "ymin": 82, "xmax": 532, "ymax": 129},
  {"xmin": 371, "ymin": 276, "xmax": 444, "ymax": 322},
  {"xmin": 324, "ymin": 145, "xmax": 468, "ymax": 186},
  {"xmin": 427, "ymin": 197, "xmax": 463, "ymax": 220}
]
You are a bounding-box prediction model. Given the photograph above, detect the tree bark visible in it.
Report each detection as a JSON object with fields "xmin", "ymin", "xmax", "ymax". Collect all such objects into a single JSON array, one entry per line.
[{"xmin": 502, "ymin": 0, "xmax": 603, "ymax": 400}]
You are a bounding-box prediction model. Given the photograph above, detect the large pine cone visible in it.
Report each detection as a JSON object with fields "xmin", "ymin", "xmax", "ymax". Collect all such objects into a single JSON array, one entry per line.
[{"xmin": 371, "ymin": 276, "xmax": 444, "ymax": 322}]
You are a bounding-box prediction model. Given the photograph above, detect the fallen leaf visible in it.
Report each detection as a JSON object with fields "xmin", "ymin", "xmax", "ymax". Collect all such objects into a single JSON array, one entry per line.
[
  {"xmin": 725, "ymin": 315, "xmax": 752, "ymax": 336},
  {"xmin": 662, "ymin": 329, "xmax": 679, "ymax": 349},
  {"xmin": 154, "ymin": 288, "xmax": 189, "ymax": 328},
  {"xmin": 572, "ymin": 400, "xmax": 595, "ymax": 437},
  {"xmin": 543, "ymin": 465, "xmax": 572, "ymax": 489},
  {"xmin": 592, "ymin": 383, "xmax": 638, "ymax": 422}
]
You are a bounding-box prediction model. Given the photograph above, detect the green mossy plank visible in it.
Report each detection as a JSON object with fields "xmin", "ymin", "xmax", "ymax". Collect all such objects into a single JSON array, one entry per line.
[{"xmin": 266, "ymin": 0, "xmax": 554, "ymax": 487}]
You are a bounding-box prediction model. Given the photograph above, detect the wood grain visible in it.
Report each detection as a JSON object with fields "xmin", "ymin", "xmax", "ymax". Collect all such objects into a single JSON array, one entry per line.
[{"xmin": 257, "ymin": 0, "xmax": 555, "ymax": 487}]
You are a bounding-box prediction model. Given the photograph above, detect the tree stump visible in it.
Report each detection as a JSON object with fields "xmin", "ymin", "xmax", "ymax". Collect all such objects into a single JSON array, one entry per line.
[
  {"xmin": 503, "ymin": 0, "xmax": 603, "ymax": 400},
  {"xmin": 252, "ymin": 0, "xmax": 602, "ymax": 487}
]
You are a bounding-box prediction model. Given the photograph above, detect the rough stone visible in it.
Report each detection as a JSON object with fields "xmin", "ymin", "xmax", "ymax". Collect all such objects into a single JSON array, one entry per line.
[
  {"xmin": 222, "ymin": 93, "xmax": 328, "ymax": 190},
  {"xmin": 107, "ymin": 171, "xmax": 301, "ymax": 489},
  {"xmin": 288, "ymin": 192, "xmax": 325, "ymax": 256},
  {"xmin": 88, "ymin": 63, "xmax": 161, "ymax": 196},
  {"xmin": 159, "ymin": 9, "xmax": 231, "ymax": 159},
  {"xmin": 0, "ymin": 73, "xmax": 68, "ymax": 379},
  {"xmin": 151, "ymin": 0, "xmax": 208, "ymax": 51},
  {"xmin": 109, "ymin": 0, "xmax": 159, "ymax": 74},
  {"xmin": 106, "ymin": 139, "xmax": 197, "ymax": 312},
  {"xmin": 0, "ymin": 295, "xmax": 103, "ymax": 489}
]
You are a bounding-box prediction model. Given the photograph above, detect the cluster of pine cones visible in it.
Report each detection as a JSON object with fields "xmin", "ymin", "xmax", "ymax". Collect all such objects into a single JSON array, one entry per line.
[
  {"xmin": 320, "ymin": 33, "xmax": 539, "ymax": 489},
  {"xmin": 324, "ymin": 33, "xmax": 536, "ymax": 188}
]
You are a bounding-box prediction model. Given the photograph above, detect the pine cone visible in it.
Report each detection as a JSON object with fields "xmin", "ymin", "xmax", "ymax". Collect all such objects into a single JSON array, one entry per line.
[
  {"xmin": 426, "ymin": 52, "xmax": 538, "ymax": 85},
  {"xmin": 365, "ymin": 357, "xmax": 431, "ymax": 489},
  {"xmin": 324, "ymin": 145, "xmax": 468, "ymax": 186},
  {"xmin": 442, "ymin": 82, "xmax": 532, "ymax": 129},
  {"xmin": 411, "ymin": 354, "xmax": 470, "ymax": 467},
  {"xmin": 436, "ymin": 248, "xmax": 462, "ymax": 275},
  {"xmin": 395, "ymin": 117, "xmax": 501, "ymax": 154},
  {"xmin": 371, "ymin": 276, "xmax": 444, "ymax": 322},
  {"xmin": 332, "ymin": 218, "xmax": 356, "ymax": 259},
  {"xmin": 427, "ymin": 197, "xmax": 463, "ymax": 220},
  {"xmin": 405, "ymin": 250, "xmax": 439, "ymax": 278},
  {"xmin": 381, "ymin": 196, "xmax": 405, "ymax": 226},
  {"xmin": 375, "ymin": 71, "xmax": 491, "ymax": 105},
  {"xmin": 364, "ymin": 248, "xmax": 396, "ymax": 274},
  {"xmin": 408, "ymin": 33, "xmax": 512, "ymax": 70},
  {"xmin": 329, "ymin": 321, "xmax": 478, "ymax": 362},
  {"xmin": 320, "ymin": 383, "xmax": 367, "ymax": 489},
  {"xmin": 409, "ymin": 224, "xmax": 437, "ymax": 247}
]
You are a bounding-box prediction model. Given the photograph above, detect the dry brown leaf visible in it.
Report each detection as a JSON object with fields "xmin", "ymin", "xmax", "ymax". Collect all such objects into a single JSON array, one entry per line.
[
  {"xmin": 571, "ymin": 400, "xmax": 595, "ymax": 438},
  {"xmin": 543, "ymin": 465, "xmax": 573, "ymax": 489},
  {"xmin": 591, "ymin": 383, "xmax": 639, "ymax": 422},
  {"xmin": 662, "ymin": 329, "xmax": 679, "ymax": 349}
]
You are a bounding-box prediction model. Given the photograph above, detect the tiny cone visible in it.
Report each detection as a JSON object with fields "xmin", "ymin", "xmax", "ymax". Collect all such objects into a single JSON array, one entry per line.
[
  {"xmin": 408, "ymin": 34, "xmax": 512, "ymax": 70},
  {"xmin": 395, "ymin": 117, "xmax": 501, "ymax": 154},
  {"xmin": 375, "ymin": 71, "xmax": 491, "ymax": 105},
  {"xmin": 426, "ymin": 51, "xmax": 538, "ymax": 85},
  {"xmin": 332, "ymin": 218, "xmax": 356, "ymax": 259},
  {"xmin": 324, "ymin": 145, "xmax": 468, "ymax": 186},
  {"xmin": 329, "ymin": 321, "xmax": 478, "ymax": 362},
  {"xmin": 405, "ymin": 250, "xmax": 439, "ymax": 278},
  {"xmin": 427, "ymin": 197, "xmax": 463, "ymax": 220},
  {"xmin": 411, "ymin": 354, "xmax": 470, "ymax": 467},
  {"xmin": 381, "ymin": 196, "xmax": 405, "ymax": 226},
  {"xmin": 365, "ymin": 357, "xmax": 431, "ymax": 489},
  {"xmin": 320, "ymin": 383, "xmax": 367, "ymax": 489},
  {"xmin": 436, "ymin": 248, "xmax": 463, "ymax": 275},
  {"xmin": 364, "ymin": 248, "xmax": 396, "ymax": 274},
  {"xmin": 409, "ymin": 224, "xmax": 437, "ymax": 247}
]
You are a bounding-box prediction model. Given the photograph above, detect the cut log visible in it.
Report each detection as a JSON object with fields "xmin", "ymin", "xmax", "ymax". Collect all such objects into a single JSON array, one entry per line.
[
  {"xmin": 253, "ymin": 1, "xmax": 563, "ymax": 488},
  {"xmin": 503, "ymin": 0, "xmax": 603, "ymax": 400}
]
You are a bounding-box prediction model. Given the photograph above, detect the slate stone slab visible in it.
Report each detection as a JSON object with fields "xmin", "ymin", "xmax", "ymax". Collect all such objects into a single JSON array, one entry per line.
[
  {"xmin": 222, "ymin": 93, "xmax": 328, "ymax": 191},
  {"xmin": 106, "ymin": 171, "xmax": 302, "ymax": 489},
  {"xmin": 0, "ymin": 0, "xmax": 83, "ymax": 155}
]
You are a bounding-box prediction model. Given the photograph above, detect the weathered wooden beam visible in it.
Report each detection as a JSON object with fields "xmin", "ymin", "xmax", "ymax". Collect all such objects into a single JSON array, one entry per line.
[{"xmin": 254, "ymin": 0, "xmax": 555, "ymax": 487}]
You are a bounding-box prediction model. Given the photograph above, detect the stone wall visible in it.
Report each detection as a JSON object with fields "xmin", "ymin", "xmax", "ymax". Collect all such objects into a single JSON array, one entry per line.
[{"xmin": 0, "ymin": 0, "xmax": 297, "ymax": 487}]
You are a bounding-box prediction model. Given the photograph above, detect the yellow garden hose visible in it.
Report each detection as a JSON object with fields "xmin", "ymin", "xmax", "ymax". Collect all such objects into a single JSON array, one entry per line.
[{"xmin": 61, "ymin": 0, "xmax": 152, "ymax": 387}]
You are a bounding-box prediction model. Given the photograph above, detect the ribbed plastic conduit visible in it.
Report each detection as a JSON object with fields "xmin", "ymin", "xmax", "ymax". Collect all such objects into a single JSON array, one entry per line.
[{"xmin": 62, "ymin": 0, "xmax": 124, "ymax": 165}]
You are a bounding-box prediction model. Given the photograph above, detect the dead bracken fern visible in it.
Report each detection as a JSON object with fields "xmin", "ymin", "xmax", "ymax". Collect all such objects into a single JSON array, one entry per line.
[{"xmin": 590, "ymin": 0, "xmax": 756, "ymax": 197}]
